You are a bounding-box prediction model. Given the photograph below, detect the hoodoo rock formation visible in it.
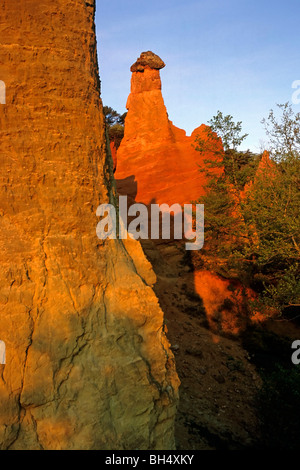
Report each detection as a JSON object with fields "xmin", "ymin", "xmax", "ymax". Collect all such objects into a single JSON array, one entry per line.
[
  {"xmin": 115, "ymin": 51, "xmax": 222, "ymax": 206},
  {"xmin": 0, "ymin": 1, "xmax": 179, "ymax": 450}
]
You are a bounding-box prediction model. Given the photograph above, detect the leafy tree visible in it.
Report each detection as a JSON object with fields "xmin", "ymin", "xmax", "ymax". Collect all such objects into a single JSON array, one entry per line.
[
  {"xmin": 248, "ymin": 103, "xmax": 300, "ymax": 313},
  {"xmin": 103, "ymin": 106, "xmax": 127, "ymax": 127},
  {"xmin": 194, "ymin": 106, "xmax": 300, "ymax": 316},
  {"xmin": 195, "ymin": 111, "xmax": 257, "ymax": 191},
  {"xmin": 262, "ymin": 102, "xmax": 300, "ymax": 160},
  {"xmin": 194, "ymin": 112, "xmax": 257, "ymax": 267},
  {"xmin": 103, "ymin": 106, "xmax": 127, "ymax": 149},
  {"xmin": 207, "ymin": 110, "xmax": 249, "ymax": 152},
  {"xmin": 242, "ymin": 152, "xmax": 300, "ymax": 313}
]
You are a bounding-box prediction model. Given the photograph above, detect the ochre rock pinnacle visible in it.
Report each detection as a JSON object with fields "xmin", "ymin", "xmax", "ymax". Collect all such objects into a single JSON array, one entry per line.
[{"xmin": 115, "ymin": 53, "xmax": 223, "ymax": 206}]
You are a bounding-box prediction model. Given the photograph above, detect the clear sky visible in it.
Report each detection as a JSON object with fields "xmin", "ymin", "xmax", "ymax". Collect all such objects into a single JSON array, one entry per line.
[{"xmin": 95, "ymin": 0, "xmax": 299, "ymax": 152}]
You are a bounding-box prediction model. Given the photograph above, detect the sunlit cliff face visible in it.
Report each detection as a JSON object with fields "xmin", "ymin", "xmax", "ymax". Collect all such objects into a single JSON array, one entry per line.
[{"xmin": 0, "ymin": 5, "xmax": 179, "ymax": 450}]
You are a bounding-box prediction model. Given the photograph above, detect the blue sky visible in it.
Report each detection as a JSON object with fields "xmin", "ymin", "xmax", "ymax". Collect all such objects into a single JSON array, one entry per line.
[{"xmin": 95, "ymin": 0, "xmax": 300, "ymax": 151}]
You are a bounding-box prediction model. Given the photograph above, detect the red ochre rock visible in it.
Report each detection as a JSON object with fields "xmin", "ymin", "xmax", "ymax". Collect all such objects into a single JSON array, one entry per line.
[
  {"xmin": 115, "ymin": 52, "xmax": 223, "ymax": 206},
  {"xmin": 255, "ymin": 150, "xmax": 277, "ymax": 179}
]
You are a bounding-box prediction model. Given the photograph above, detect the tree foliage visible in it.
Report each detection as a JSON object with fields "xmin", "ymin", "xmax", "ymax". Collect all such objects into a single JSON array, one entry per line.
[
  {"xmin": 103, "ymin": 106, "xmax": 127, "ymax": 149},
  {"xmin": 194, "ymin": 112, "xmax": 258, "ymax": 262},
  {"xmin": 262, "ymin": 102, "xmax": 300, "ymax": 160},
  {"xmin": 195, "ymin": 105, "xmax": 300, "ymax": 316},
  {"xmin": 195, "ymin": 111, "xmax": 257, "ymax": 191}
]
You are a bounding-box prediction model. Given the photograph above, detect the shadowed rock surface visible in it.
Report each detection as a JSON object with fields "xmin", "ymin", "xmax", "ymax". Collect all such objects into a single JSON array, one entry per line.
[{"xmin": 0, "ymin": 1, "xmax": 179, "ymax": 450}]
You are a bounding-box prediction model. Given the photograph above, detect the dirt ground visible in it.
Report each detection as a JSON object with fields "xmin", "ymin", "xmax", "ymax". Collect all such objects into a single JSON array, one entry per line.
[{"xmin": 141, "ymin": 238, "xmax": 300, "ymax": 450}]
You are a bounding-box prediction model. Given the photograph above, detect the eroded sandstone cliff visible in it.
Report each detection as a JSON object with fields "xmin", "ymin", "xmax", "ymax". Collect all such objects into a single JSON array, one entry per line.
[{"xmin": 0, "ymin": 1, "xmax": 179, "ymax": 450}]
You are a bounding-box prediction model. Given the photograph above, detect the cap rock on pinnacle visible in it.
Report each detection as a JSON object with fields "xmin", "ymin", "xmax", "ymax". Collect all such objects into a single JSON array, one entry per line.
[{"xmin": 130, "ymin": 51, "xmax": 166, "ymax": 73}]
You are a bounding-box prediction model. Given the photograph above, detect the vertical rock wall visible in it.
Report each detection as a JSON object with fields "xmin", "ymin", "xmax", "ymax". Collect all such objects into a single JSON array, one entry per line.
[{"xmin": 0, "ymin": 1, "xmax": 179, "ymax": 450}]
